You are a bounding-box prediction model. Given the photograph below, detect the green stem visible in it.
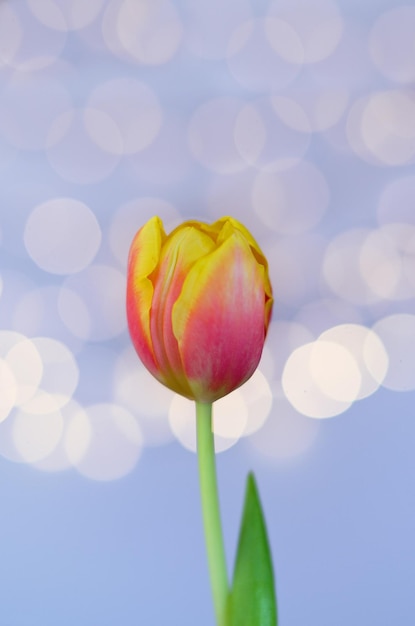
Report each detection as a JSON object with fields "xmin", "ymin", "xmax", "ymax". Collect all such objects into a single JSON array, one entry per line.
[{"xmin": 196, "ymin": 401, "xmax": 229, "ymax": 626}]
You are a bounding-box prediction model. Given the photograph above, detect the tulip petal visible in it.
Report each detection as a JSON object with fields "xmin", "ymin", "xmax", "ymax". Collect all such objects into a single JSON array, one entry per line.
[
  {"xmin": 127, "ymin": 216, "xmax": 165, "ymax": 378},
  {"xmin": 216, "ymin": 217, "xmax": 273, "ymax": 304},
  {"xmin": 172, "ymin": 231, "xmax": 266, "ymax": 402},
  {"xmin": 150, "ymin": 225, "xmax": 215, "ymax": 397},
  {"xmin": 180, "ymin": 217, "xmax": 272, "ymax": 305}
]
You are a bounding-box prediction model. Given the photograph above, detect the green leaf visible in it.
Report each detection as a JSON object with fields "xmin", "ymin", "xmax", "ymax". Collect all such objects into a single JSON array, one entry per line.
[{"xmin": 227, "ymin": 472, "xmax": 277, "ymax": 626}]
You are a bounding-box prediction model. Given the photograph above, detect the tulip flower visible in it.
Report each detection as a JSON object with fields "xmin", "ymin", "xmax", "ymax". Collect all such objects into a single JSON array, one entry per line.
[
  {"xmin": 126, "ymin": 216, "xmax": 276, "ymax": 626},
  {"xmin": 126, "ymin": 215, "xmax": 273, "ymax": 404}
]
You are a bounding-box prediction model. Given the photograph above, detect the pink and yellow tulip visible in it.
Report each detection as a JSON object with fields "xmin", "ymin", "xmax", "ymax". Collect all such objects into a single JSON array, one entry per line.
[{"xmin": 126, "ymin": 216, "xmax": 273, "ymax": 403}]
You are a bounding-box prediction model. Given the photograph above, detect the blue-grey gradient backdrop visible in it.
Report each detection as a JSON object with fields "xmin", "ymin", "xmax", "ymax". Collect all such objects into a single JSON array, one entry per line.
[{"xmin": 0, "ymin": 0, "xmax": 414, "ymax": 624}]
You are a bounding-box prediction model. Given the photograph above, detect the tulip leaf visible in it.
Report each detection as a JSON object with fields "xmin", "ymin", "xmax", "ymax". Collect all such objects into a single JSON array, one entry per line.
[{"xmin": 226, "ymin": 472, "xmax": 277, "ymax": 626}]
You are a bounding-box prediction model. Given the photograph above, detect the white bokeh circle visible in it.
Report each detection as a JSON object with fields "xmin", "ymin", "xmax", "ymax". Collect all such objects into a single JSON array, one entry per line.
[
  {"xmin": 24, "ymin": 198, "xmax": 101, "ymax": 275},
  {"xmin": 369, "ymin": 6, "xmax": 415, "ymax": 84},
  {"xmin": 102, "ymin": 0, "xmax": 182, "ymax": 66},
  {"xmin": 282, "ymin": 340, "xmax": 361, "ymax": 418},
  {"xmin": 360, "ymin": 90, "xmax": 415, "ymax": 166},
  {"xmin": 319, "ymin": 324, "xmax": 388, "ymax": 399}
]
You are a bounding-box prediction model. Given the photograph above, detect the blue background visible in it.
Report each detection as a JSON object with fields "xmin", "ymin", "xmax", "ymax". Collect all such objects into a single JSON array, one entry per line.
[{"xmin": 0, "ymin": 1, "xmax": 414, "ymax": 624}]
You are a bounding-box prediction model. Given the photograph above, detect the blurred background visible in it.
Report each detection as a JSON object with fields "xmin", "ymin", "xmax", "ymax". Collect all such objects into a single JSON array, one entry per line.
[{"xmin": 0, "ymin": 0, "xmax": 414, "ymax": 624}]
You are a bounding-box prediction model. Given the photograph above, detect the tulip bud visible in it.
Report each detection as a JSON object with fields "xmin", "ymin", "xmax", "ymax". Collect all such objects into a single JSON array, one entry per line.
[{"xmin": 126, "ymin": 216, "xmax": 273, "ymax": 403}]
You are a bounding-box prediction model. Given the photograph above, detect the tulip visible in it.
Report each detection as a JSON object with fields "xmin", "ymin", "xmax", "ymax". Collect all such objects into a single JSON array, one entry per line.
[
  {"xmin": 127, "ymin": 216, "xmax": 276, "ymax": 626},
  {"xmin": 126, "ymin": 215, "xmax": 273, "ymax": 403}
]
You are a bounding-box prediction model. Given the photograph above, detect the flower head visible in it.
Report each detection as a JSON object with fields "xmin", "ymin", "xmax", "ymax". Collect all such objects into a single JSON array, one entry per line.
[{"xmin": 126, "ymin": 216, "xmax": 272, "ymax": 403}]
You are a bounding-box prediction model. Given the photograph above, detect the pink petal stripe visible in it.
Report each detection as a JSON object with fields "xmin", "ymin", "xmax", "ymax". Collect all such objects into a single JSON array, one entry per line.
[
  {"xmin": 173, "ymin": 231, "xmax": 266, "ymax": 402},
  {"xmin": 150, "ymin": 225, "xmax": 215, "ymax": 397}
]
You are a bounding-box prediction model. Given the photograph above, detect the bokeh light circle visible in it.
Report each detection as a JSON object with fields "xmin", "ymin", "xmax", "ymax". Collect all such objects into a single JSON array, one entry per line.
[
  {"xmin": 282, "ymin": 340, "xmax": 361, "ymax": 418},
  {"xmin": 360, "ymin": 90, "xmax": 415, "ymax": 166},
  {"xmin": 24, "ymin": 198, "xmax": 101, "ymax": 275},
  {"xmin": 369, "ymin": 6, "xmax": 415, "ymax": 84},
  {"xmin": 319, "ymin": 324, "xmax": 388, "ymax": 399},
  {"xmin": 102, "ymin": 0, "xmax": 183, "ymax": 66}
]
